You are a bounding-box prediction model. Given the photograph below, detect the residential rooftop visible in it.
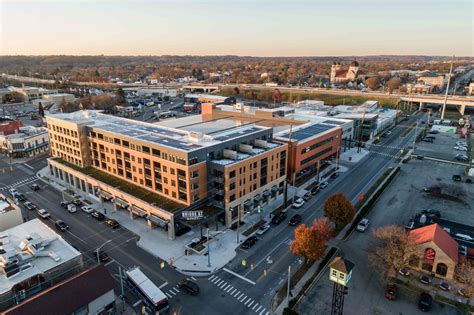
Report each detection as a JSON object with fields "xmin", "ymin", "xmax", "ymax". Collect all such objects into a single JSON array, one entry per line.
[
  {"xmin": 0, "ymin": 219, "xmax": 81, "ymax": 295},
  {"xmin": 274, "ymin": 123, "xmax": 339, "ymax": 142}
]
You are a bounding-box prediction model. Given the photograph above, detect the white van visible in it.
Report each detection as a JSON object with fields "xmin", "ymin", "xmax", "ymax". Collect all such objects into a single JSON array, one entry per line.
[{"xmin": 67, "ymin": 204, "xmax": 77, "ymax": 213}]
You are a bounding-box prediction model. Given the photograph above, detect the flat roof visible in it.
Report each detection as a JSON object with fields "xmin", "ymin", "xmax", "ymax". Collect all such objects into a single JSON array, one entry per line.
[
  {"xmin": 48, "ymin": 111, "xmax": 269, "ymax": 152},
  {"xmin": 0, "ymin": 219, "xmax": 81, "ymax": 295},
  {"xmin": 274, "ymin": 123, "xmax": 338, "ymax": 142}
]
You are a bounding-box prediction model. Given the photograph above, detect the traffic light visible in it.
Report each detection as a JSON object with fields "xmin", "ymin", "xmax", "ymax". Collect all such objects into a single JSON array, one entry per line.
[{"xmin": 241, "ymin": 259, "xmax": 247, "ymax": 267}]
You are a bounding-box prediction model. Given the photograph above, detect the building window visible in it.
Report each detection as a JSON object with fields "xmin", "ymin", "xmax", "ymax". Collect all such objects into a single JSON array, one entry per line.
[
  {"xmin": 230, "ymin": 194, "xmax": 235, "ymax": 202},
  {"xmin": 229, "ymin": 170, "xmax": 236, "ymax": 178},
  {"xmin": 172, "ymin": 191, "xmax": 177, "ymax": 198},
  {"xmin": 435, "ymin": 263, "xmax": 448, "ymax": 277}
]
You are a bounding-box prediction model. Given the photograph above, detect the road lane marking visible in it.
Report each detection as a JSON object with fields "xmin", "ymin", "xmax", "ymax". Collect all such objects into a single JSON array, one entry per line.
[
  {"xmin": 259, "ymin": 309, "xmax": 266, "ymax": 315},
  {"xmin": 172, "ymin": 287, "xmax": 179, "ymax": 293},
  {"xmin": 190, "ymin": 276, "xmax": 197, "ymax": 280},
  {"xmin": 212, "ymin": 277, "xmax": 220, "ymax": 284},
  {"xmin": 218, "ymin": 281, "xmax": 228, "ymax": 289},
  {"xmin": 244, "ymin": 297, "xmax": 252, "ymax": 305},
  {"xmin": 158, "ymin": 282, "xmax": 168, "ymax": 289},
  {"xmin": 169, "ymin": 290, "xmax": 176, "ymax": 296},
  {"xmin": 223, "ymin": 267, "xmax": 256, "ymax": 285},
  {"xmin": 104, "ymin": 259, "xmax": 115, "ymax": 267},
  {"xmin": 236, "ymin": 292, "xmax": 244, "ymax": 299},
  {"xmin": 230, "ymin": 288, "xmax": 237, "ymax": 295},
  {"xmin": 255, "ymin": 305, "xmax": 262, "ymax": 312},
  {"xmin": 208, "ymin": 275, "xmax": 216, "ymax": 281},
  {"xmin": 225, "ymin": 285, "xmax": 233, "ymax": 293},
  {"xmin": 215, "ymin": 279, "xmax": 224, "ymax": 286},
  {"xmin": 239, "ymin": 295, "xmax": 247, "ymax": 302},
  {"xmin": 132, "ymin": 300, "xmax": 142, "ymax": 307},
  {"xmin": 165, "ymin": 293, "xmax": 172, "ymax": 299},
  {"xmin": 223, "ymin": 284, "xmax": 231, "ymax": 290},
  {"xmin": 247, "ymin": 300, "xmax": 255, "ymax": 308},
  {"xmin": 243, "ymin": 238, "xmax": 290, "ymax": 277}
]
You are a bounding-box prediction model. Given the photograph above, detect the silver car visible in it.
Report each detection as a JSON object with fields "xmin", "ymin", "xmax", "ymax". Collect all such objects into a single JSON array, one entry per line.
[{"xmin": 356, "ymin": 218, "xmax": 370, "ymax": 232}]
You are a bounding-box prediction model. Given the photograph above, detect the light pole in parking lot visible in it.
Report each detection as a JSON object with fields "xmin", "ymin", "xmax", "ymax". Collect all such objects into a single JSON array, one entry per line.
[
  {"xmin": 96, "ymin": 239, "xmax": 112, "ymax": 264},
  {"xmin": 206, "ymin": 228, "xmax": 223, "ymax": 268}
]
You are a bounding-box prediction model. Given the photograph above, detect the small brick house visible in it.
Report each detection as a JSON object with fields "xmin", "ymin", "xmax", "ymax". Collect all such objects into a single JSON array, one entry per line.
[{"xmin": 408, "ymin": 224, "xmax": 458, "ymax": 280}]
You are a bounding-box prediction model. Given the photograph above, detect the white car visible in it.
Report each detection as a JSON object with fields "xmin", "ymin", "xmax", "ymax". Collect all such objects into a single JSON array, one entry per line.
[
  {"xmin": 37, "ymin": 209, "xmax": 50, "ymax": 219},
  {"xmin": 454, "ymin": 146, "xmax": 467, "ymax": 151},
  {"xmin": 455, "ymin": 233, "xmax": 473, "ymax": 242},
  {"xmin": 456, "ymin": 141, "xmax": 467, "ymax": 146},
  {"xmin": 356, "ymin": 218, "xmax": 370, "ymax": 232},
  {"xmin": 8, "ymin": 188, "xmax": 18, "ymax": 197},
  {"xmin": 256, "ymin": 224, "xmax": 271, "ymax": 236},
  {"xmin": 292, "ymin": 198, "xmax": 305, "ymax": 209},
  {"xmin": 81, "ymin": 205, "xmax": 94, "ymax": 214},
  {"xmin": 320, "ymin": 181, "xmax": 329, "ymax": 189}
]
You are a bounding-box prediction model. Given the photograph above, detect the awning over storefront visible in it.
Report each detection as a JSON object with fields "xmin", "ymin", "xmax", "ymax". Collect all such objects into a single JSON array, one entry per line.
[
  {"xmin": 115, "ymin": 197, "xmax": 129, "ymax": 208},
  {"xmin": 148, "ymin": 214, "xmax": 169, "ymax": 228},
  {"xmin": 99, "ymin": 190, "xmax": 113, "ymax": 200},
  {"xmin": 130, "ymin": 205, "xmax": 146, "ymax": 217},
  {"xmin": 271, "ymin": 186, "xmax": 278, "ymax": 193},
  {"xmin": 262, "ymin": 190, "xmax": 270, "ymax": 198}
]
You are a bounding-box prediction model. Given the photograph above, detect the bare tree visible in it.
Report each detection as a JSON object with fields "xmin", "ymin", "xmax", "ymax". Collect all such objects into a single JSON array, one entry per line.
[
  {"xmin": 368, "ymin": 225, "xmax": 418, "ymax": 280},
  {"xmin": 454, "ymin": 256, "xmax": 473, "ymax": 299}
]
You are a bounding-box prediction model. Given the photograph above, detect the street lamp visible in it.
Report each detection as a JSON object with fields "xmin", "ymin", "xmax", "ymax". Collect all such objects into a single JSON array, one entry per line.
[
  {"xmin": 96, "ymin": 240, "xmax": 112, "ymax": 264},
  {"xmin": 206, "ymin": 228, "xmax": 223, "ymax": 268}
]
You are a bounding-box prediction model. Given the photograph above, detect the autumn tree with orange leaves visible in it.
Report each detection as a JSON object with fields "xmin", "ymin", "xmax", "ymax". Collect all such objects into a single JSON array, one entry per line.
[
  {"xmin": 290, "ymin": 218, "xmax": 335, "ymax": 262},
  {"xmin": 324, "ymin": 193, "xmax": 355, "ymax": 229}
]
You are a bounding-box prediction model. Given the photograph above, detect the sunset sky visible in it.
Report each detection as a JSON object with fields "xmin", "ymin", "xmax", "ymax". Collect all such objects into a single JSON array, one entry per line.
[{"xmin": 0, "ymin": 0, "xmax": 472, "ymax": 56}]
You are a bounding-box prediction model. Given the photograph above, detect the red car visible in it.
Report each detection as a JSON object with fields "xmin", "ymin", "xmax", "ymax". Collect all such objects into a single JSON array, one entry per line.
[{"xmin": 384, "ymin": 284, "xmax": 398, "ymax": 300}]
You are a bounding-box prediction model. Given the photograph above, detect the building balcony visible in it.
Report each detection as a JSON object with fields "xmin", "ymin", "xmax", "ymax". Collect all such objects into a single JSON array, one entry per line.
[
  {"xmin": 178, "ymin": 174, "xmax": 187, "ymax": 181},
  {"xmin": 213, "ymin": 177, "xmax": 224, "ymax": 184}
]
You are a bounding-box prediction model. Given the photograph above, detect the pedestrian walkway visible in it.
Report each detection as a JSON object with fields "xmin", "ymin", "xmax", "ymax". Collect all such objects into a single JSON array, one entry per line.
[
  {"xmin": 207, "ymin": 274, "xmax": 270, "ymax": 315},
  {"xmin": 0, "ymin": 175, "xmax": 39, "ymax": 191}
]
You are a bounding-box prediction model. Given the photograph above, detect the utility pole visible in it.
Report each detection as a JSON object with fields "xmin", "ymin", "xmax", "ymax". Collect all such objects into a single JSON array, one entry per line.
[
  {"xmin": 287, "ymin": 265, "xmax": 291, "ymax": 308},
  {"xmin": 441, "ymin": 56, "xmax": 454, "ymax": 120},
  {"xmin": 236, "ymin": 209, "xmax": 240, "ymax": 243},
  {"xmin": 284, "ymin": 124, "xmax": 293, "ymax": 207},
  {"xmin": 119, "ymin": 266, "xmax": 125, "ymax": 312}
]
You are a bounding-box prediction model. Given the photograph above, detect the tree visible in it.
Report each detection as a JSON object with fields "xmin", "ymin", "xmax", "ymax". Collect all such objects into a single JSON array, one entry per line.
[
  {"xmin": 454, "ymin": 256, "xmax": 473, "ymax": 298},
  {"xmin": 272, "ymin": 88, "xmax": 282, "ymax": 104},
  {"xmin": 368, "ymin": 225, "xmax": 418, "ymax": 280},
  {"xmin": 290, "ymin": 223, "xmax": 326, "ymax": 262},
  {"xmin": 323, "ymin": 193, "xmax": 355, "ymax": 228},
  {"xmin": 311, "ymin": 217, "xmax": 335, "ymax": 241},
  {"xmin": 116, "ymin": 87, "xmax": 125, "ymax": 104},
  {"xmin": 386, "ymin": 77, "xmax": 401, "ymax": 94},
  {"xmin": 38, "ymin": 103, "xmax": 45, "ymax": 117},
  {"xmin": 365, "ymin": 77, "xmax": 381, "ymax": 90}
]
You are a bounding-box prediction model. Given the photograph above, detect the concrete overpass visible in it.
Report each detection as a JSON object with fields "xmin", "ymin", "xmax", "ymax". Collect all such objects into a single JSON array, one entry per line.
[{"xmin": 400, "ymin": 95, "xmax": 474, "ymax": 114}]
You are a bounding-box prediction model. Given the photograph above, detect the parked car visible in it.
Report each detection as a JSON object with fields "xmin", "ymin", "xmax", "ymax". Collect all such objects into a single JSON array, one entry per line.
[
  {"xmin": 457, "ymin": 288, "xmax": 468, "ymax": 297},
  {"xmin": 356, "ymin": 218, "xmax": 370, "ymax": 232},
  {"xmin": 55, "ymin": 220, "xmax": 69, "ymax": 232},
  {"xmin": 425, "ymin": 136, "xmax": 436, "ymax": 140},
  {"xmin": 92, "ymin": 250, "xmax": 110, "ymax": 263},
  {"xmin": 60, "ymin": 201, "xmax": 70, "ymax": 208},
  {"xmin": 418, "ymin": 293, "xmax": 432, "ymax": 312},
  {"xmin": 289, "ymin": 214, "xmax": 302, "ymax": 226},
  {"xmin": 271, "ymin": 212, "xmax": 287, "ymax": 225},
  {"xmin": 29, "ymin": 184, "xmax": 40, "ymax": 191},
  {"xmin": 398, "ymin": 268, "xmax": 410, "ymax": 277},
  {"xmin": 81, "ymin": 206, "xmax": 94, "ymax": 214},
  {"xmin": 421, "ymin": 209, "xmax": 441, "ymax": 218},
  {"xmin": 292, "ymin": 198, "xmax": 305, "ymax": 209},
  {"xmin": 8, "ymin": 188, "xmax": 18, "ymax": 197},
  {"xmin": 241, "ymin": 236, "xmax": 258, "ymax": 249},
  {"xmin": 454, "ymin": 233, "xmax": 474, "ymax": 242},
  {"xmin": 90, "ymin": 210, "xmax": 105, "ymax": 221},
  {"xmin": 303, "ymin": 192, "xmax": 311, "ymax": 201},
  {"xmin": 37, "ymin": 209, "xmax": 50, "ymax": 219},
  {"xmin": 256, "ymin": 223, "xmax": 270, "ymax": 236},
  {"xmin": 72, "ymin": 199, "xmax": 82, "ymax": 206},
  {"xmin": 105, "ymin": 218, "xmax": 120, "ymax": 229},
  {"xmin": 384, "ymin": 284, "xmax": 397, "ymax": 300},
  {"xmin": 16, "ymin": 194, "xmax": 25, "ymax": 202},
  {"xmin": 454, "ymin": 145, "xmax": 468, "ymax": 151},
  {"xmin": 423, "ymin": 138, "xmax": 434, "ymax": 143},
  {"xmin": 439, "ymin": 282, "xmax": 451, "ymax": 291},
  {"xmin": 419, "ymin": 275, "xmax": 431, "ymax": 284},
  {"xmin": 456, "ymin": 141, "xmax": 467, "ymax": 147},
  {"xmin": 23, "ymin": 201, "xmax": 36, "ymax": 210},
  {"xmin": 330, "ymin": 172, "xmax": 339, "ymax": 179},
  {"xmin": 310, "ymin": 186, "xmax": 320, "ymax": 195},
  {"xmin": 320, "ymin": 181, "xmax": 329, "ymax": 189},
  {"xmin": 178, "ymin": 279, "xmax": 200, "ymax": 296},
  {"xmin": 454, "ymin": 154, "xmax": 468, "ymax": 162},
  {"xmin": 428, "ymin": 130, "xmax": 439, "ymax": 134},
  {"xmin": 452, "ymin": 174, "xmax": 462, "ymax": 181}
]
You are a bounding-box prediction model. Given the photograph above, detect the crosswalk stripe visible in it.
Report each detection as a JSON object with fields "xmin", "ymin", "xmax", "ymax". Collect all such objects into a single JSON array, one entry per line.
[
  {"xmin": 236, "ymin": 292, "xmax": 243, "ymax": 299},
  {"xmin": 190, "ymin": 276, "xmax": 197, "ymax": 280},
  {"xmin": 223, "ymin": 284, "xmax": 231, "ymax": 290},
  {"xmin": 239, "ymin": 294, "xmax": 247, "ymax": 302},
  {"xmin": 265, "ymin": 312, "xmax": 270, "ymax": 315},
  {"xmin": 244, "ymin": 298, "xmax": 252, "ymax": 306},
  {"xmin": 230, "ymin": 288, "xmax": 237, "ymax": 295},
  {"xmin": 234, "ymin": 290, "xmax": 241, "ymax": 297},
  {"xmin": 252, "ymin": 303, "xmax": 259, "ymax": 310},
  {"xmin": 225, "ymin": 286, "xmax": 233, "ymax": 293},
  {"xmin": 247, "ymin": 300, "xmax": 254, "ymax": 307},
  {"xmin": 172, "ymin": 287, "xmax": 179, "ymax": 293},
  {"xmin": 208, "ymin": 275, "xmax": 216, "ymax": 281},
  {"xmin": 214, "ymin": 279, "xmax": 223, "ymax": 285},
  {"xmin": 211, "ymin": 277, "xmax": 220, "ymax": 284},
  {"xmin": 255, "ymin": 305, "xmax": 262, "ymax": 312},
  {"xmin": 259, "ymin": 308, "xmax": 266, "ymax": 315},
  {"xmin": 218, "ymin": 281, "xmax": 227, "ymax": 288},
  {"xmin": 166, "ymin": 293, "xmax": 172, "ymax": 299},
  {"xmin": 169, "ymin": 290, "xmax": 176, "ymax": 296}
]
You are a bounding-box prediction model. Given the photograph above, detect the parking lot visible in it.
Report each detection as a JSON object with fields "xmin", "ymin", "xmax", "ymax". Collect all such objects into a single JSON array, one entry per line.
[
  {"xmin": 296, "ymin": 157, "xmax": 472, "ymax": 315},
  {"xmin": 414, "ymin": 129, "xmax": 470, "ymax": 162}
]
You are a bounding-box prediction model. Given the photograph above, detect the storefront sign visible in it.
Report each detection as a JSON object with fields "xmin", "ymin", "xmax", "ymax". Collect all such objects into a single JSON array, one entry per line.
[{"xmin": 182, "ymin": 210, "xmax": 204, "ymax": 220}]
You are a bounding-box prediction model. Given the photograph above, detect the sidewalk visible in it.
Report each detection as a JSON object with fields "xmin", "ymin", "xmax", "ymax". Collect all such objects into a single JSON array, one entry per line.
[
  {"xmin": 38, "ymin": 166, "xmax": 290, "ymax": 276},
  {"xmin": 339, "ymin": 147, "xmax": 369, "ymax": 164}
]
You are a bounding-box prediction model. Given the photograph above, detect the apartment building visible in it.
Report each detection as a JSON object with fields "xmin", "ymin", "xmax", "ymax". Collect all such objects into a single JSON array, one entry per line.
[
  {"xmin": 0, "ymin": 126, "xmax": 49, "ymax": 158},
  {"xmin": 46, "ymin": 109, "xmax": 288, "ymax": 238}
]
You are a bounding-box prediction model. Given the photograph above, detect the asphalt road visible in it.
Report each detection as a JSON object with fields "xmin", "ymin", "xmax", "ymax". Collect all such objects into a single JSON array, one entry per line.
[{"xmin": 0, "ymin": 112, "xmax": 426, "ymax": 315}]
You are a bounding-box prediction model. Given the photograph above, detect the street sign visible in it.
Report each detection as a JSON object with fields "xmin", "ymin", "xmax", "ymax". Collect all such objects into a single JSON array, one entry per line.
[{"xmin": 181, "ymin": 210, "xmax": 204, "ymax": 220}]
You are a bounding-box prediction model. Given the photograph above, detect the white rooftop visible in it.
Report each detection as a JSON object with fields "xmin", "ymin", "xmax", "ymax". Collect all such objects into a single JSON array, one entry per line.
[{"xmin": 0, "ymin": 219, "xmax": 81, "ymax": 294}]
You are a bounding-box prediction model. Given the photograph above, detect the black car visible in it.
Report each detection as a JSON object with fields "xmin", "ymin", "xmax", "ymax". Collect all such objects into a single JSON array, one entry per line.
[
  {"xmin": 271, "ymin": 212, "xmax": 287, "ymax": 225},
  {"xmin": 16, "ymin": 194, "xmax": 26, "ymax": 202},
  {"xmin": 423, "ymin": 138, "xmax": 434, "ymax": 143},
  {"xmin": 105, "ymin": 219, "xmax": 120, "ymax": 229},
  {"xmin": 60, "ymin": 201, "xmax": 70, "ymax": 208},
  {"xmin": 241, "ymin": 236, "xmax": 258, "ymax": 249},
  {"xmin": 92, "ymin": 250, "xmax": 110, "ymax": 263},
  {"xmin": 289, "ymin": 214, "xmax": 302, "ymax": 226},
  {"xmin": 72, "ymin": 199, "xmax": 82, "ymax": 206},
  {"xmin": 91, "ymin": 210, "xmax": 105, "ymax": 221},
  {"xmin": 429, "ymin": 130, "xmax": 439, "ymax": 134},
  {"xmin": 418, "ymin": 293, "xmax": 432, "ymax": 312},
  {"xmin": 310, "ymin": 186, "xmax": 320, "ymax": 195},
  {"xmin": 29, "ymin": 184, "xmax": 40, "ymax": 191},
  {"xmin": 421, "ymin": 209, "xmax": 441, "ymax": 218},
  {"xmin": 178, "ymin": 279, "xmax": 200, "ymax": 296},
  {"xmin": 55, "ymin": 220, "xmax": 69, "ymax": 231}
]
